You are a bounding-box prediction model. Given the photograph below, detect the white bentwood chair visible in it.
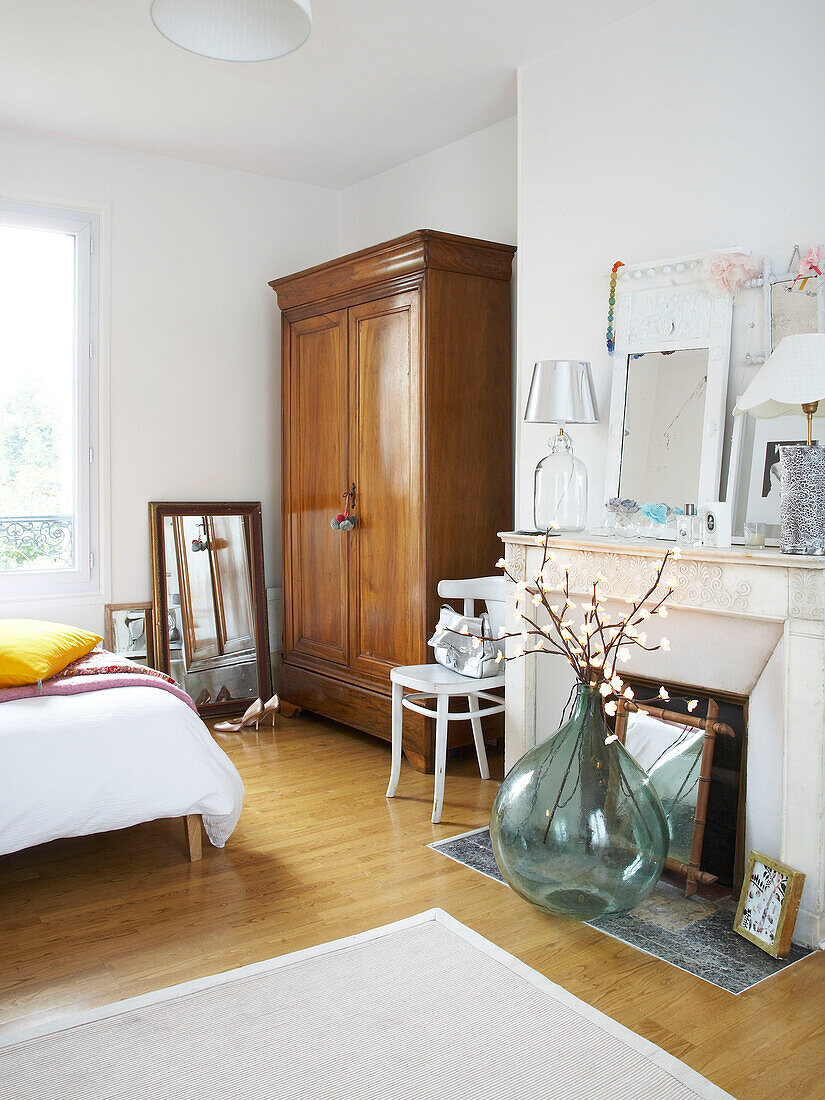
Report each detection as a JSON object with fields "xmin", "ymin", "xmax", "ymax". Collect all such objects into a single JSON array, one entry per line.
[{"xmin": 386, "ymin": 576, "xmax": 506, "ymax": 823}]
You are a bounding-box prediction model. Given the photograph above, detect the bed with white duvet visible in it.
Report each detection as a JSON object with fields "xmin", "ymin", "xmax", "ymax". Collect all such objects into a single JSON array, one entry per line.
[{"xmin": 0, "ymin": 685, "xmax": 244, "ymax": 858}]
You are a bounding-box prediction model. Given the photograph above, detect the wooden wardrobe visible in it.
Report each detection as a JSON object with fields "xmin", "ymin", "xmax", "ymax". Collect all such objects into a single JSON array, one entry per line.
[{"xmin": 270, "ymin": 231, "xmax": 515, "ymax": 773}]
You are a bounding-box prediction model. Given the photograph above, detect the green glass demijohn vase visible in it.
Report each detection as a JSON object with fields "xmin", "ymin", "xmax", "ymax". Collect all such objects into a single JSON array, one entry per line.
[{"xmin": 490, "ymin": 683, "xmax": 668, "ymax": 922}]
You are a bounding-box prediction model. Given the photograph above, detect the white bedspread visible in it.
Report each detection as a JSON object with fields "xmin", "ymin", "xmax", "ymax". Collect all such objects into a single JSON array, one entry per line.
[{"xmin": 0, "ymin": 686, "xmax": 244, "ymax": 857}]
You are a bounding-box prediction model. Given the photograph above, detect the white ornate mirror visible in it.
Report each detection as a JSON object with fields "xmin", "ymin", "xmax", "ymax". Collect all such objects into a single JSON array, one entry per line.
[
  {"xmin": 618, "ymin": 348, "xmax": 709, "ymax": 504},
  {"xmin": 605, "ymin": 253, "xmax": 734, "ymax": 515}
]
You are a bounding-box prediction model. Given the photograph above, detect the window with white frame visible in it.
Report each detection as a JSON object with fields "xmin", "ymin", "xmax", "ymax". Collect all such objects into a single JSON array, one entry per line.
[{"xmin": 0, "ymin": 201, "xmax": 99, "ymax": 599}]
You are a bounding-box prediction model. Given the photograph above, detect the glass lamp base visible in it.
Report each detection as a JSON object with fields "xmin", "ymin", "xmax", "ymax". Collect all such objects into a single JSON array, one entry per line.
[{"xmin": 533, "ymin": 429, "xmax": 588, "ymax": 532}]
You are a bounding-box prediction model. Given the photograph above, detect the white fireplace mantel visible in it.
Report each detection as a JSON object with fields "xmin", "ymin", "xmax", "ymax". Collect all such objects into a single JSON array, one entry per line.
[{"xmin": 499, "ymin": 531, "xmax": 825, "ymax": 948}]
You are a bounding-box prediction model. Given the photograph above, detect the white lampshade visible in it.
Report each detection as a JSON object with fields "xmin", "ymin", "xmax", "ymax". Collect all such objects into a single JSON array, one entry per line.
[
  {"xmin": 734, "ymin": 333, "xmax": 825, "ymax": 419},
  {"xmin": 524, "ymin": 360, "xmax": 598, "ymax": 425},
  {"xmin": 151, "ymin": 0, "xmax": 312, "ymax": 61}
]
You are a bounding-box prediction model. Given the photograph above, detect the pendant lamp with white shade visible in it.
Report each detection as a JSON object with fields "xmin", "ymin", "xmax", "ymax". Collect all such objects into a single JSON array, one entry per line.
[{"xmin": 151, "ymin": 0, "xmax": 312, "ymax": 62}]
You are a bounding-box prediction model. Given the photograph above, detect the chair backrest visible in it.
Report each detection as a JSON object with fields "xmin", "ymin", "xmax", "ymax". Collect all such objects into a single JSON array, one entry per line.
[{"xmin": 436, "ymin": 576, "xmax": 507, "ymax": 639}]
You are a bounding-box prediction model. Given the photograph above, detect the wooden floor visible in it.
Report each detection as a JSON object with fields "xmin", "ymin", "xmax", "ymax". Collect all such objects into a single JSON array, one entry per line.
[{"xmin": 1, "ymin": 713, "xmax": 824, "ymax": 1096}]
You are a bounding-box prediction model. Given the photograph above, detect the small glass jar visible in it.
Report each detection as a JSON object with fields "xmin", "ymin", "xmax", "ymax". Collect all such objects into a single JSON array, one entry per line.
[
  {"xmin": 534, "ymin": 430, "xmax": 587, "ymax": 532},
  {"xmin": 614, "ymin": 511, "xmax": 640, "ymax": 538},
  {"xmin": 744, "ymin": 521, "xmax": 766, "ymax": 547}
]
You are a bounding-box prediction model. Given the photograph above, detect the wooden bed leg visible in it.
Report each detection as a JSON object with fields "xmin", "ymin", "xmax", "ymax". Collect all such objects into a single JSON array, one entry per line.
[{"xmin": 184, "ymin": 814, "xmax": 203, "ymax": 862}]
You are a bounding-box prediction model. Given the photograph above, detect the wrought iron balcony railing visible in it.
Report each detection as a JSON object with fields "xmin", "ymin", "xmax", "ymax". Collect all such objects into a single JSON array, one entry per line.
[{"xmin": 0, "ymin": 514, "xmax": 74, "ymax": 570}]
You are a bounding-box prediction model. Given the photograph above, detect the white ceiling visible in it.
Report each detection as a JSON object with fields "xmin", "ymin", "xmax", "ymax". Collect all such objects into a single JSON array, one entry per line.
[{"xmin": 0, "ymin": 0, "xmax": 655, "ymax": 189}]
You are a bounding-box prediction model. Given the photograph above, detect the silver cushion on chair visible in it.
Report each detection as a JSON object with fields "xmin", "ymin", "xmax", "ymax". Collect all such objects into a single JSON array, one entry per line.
[{"xmin": 427, "ymin": 604, "xmax": 503, "ymax": 678}]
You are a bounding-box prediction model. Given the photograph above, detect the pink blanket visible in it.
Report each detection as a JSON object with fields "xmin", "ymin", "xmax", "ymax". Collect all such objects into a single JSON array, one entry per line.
[{"xmin": 0, "ymin": 650, "xmax": 199, "ymax": 712}]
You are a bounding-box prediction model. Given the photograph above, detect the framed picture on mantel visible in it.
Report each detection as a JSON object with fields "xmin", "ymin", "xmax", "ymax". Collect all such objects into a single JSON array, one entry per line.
[
  {"xmin": 733, "ymin": 850, "xmax": 805, "ymax": 958},
  {"xmin": 745, "ymin": 412, "xmax": 818, "ymax": 528}
]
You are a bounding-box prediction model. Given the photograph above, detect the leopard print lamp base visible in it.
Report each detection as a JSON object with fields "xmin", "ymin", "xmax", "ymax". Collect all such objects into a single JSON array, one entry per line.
[{"xmin": 780, "ymin": 444, "xmax": 825, "ymax": 555}]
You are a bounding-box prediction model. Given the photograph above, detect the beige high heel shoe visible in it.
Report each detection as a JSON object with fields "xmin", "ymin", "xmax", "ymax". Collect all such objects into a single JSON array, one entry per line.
[
  {"xmin": 258, "ymin": 694, "xmax": 280, "ymax": 728},
  {"xmin": 213, "ymin": 698, "xmax": 264, "ymax": 733}
]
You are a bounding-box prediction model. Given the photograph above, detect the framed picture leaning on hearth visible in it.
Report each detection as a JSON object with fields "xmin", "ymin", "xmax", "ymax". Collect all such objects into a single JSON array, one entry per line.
[{"xmin": 733, "ymin": 850, "xmax": 805, "ymax": 958}]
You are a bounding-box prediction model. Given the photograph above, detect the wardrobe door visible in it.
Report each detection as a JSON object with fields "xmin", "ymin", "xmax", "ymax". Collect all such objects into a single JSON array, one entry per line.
[
  {"xmin": 348, "ymin": 291, "xmax": 422, "ymax": 683},
  {"xmin": 283, "ymin": 311, "xmax": 350, "ymax": 669}
]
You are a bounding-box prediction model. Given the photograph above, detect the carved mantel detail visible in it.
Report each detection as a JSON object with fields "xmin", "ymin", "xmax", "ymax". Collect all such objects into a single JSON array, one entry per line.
[
  {"xmin": 790, "ymin": 569, "xmax": 825, "ymax": 621},
  {"xmin": 670, "ymin": 560, "xmax": 751, "ymax": 613},
  {"xmin": 542, "ymin": 551, "xmax": 751, "ymax": 614},
  {"xmin": 504, "ymin": 541, "xmax": 526, "ymax": 583}
]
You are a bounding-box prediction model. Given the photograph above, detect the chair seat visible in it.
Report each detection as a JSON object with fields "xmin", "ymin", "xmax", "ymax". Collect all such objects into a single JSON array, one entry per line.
[{"xmin": 390, "ymin": 662, "xmax": 505, "ymax": 694}]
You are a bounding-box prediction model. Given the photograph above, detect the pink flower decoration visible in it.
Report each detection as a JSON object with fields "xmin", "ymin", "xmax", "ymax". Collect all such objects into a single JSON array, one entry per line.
[
  {"xmin": 701, "ymin": 252, "xmax": 760, "ymax": 297},
  {"xmin": 798, "ymin": 246, "xmax": 823, "ymax": 278}
]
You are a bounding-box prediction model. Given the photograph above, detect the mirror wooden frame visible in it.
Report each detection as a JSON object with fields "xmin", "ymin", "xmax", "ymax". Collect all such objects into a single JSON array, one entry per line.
[
  {"xmin": 604, "ymin": 252, "xmax": 734, "ymax": 512},
  {"xmin": 149, "ymin": 501, "xmax": 271, "ymax": 717},
  {"xmin": 615, "ymin": 696, "xmax": 735, "ymax": 898}
]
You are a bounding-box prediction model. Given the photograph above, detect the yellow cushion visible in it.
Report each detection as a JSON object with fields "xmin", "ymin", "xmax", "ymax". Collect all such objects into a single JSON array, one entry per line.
[{"xmin": 0, "ymin": 619, "xmax": 103, "ymax": 688}]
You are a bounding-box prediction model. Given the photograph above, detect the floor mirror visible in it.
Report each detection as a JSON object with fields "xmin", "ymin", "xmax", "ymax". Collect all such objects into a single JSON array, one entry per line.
[
  {"xmin": 149, "ymin": 502, "xmax": 271, "ymax": 717},
  {"xmin": 615, "ymin": 697, "xmax": 734, "ymax": 897}
]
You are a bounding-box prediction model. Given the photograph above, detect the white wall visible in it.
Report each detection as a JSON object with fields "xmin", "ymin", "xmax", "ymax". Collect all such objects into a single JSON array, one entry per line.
[
  {"xmin": 0, "ymin": 118, "xmax": 517, "ymax": 641},
  {"xmin": 0, "ymin": 128, "xmax": 339, "ymax": 632},
  {"xmin": 516, "ymin": 0, "xmax": 825, "ymax": 527},
  {"xmin": 339, "ymin": 117, "xmax": 517, "ymax": 254}
]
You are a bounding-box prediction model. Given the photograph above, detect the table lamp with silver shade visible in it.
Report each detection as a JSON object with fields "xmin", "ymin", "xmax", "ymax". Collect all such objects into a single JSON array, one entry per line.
[
  {"xmin": 525, "ymin": 360, "xmax": 598, "ymax": 533},
  {"xmin": 734, "ymin": 333, "xmax": 825, "ymax": 555}
]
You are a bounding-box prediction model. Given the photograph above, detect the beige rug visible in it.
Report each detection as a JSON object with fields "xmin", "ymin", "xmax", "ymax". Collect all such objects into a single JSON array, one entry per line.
[{"xmin": 0, "ymin": 910, "xmax": 730, "ymax": 1099}]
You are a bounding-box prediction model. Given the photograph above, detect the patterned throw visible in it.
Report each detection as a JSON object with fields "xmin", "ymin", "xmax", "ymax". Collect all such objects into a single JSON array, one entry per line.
[{"xmin": 0, "ymin": 649, "xmax": 198, "ymax": 712}]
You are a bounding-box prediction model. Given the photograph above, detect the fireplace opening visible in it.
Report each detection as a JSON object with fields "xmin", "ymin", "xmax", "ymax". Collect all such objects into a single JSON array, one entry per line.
[{"xmin": 622, "ymin": 675, "xmax": 747, "ymax": 893}]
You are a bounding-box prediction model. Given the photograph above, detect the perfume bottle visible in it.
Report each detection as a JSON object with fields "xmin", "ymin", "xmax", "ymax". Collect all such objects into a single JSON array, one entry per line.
[{"xmin": 676, "ymin": 504, "xmax": 699, "ymax": 547}]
